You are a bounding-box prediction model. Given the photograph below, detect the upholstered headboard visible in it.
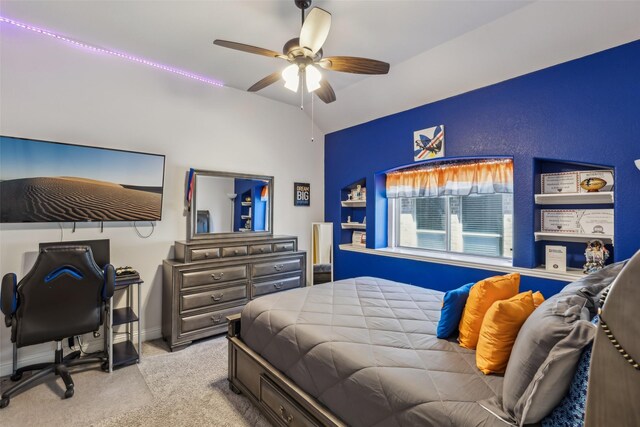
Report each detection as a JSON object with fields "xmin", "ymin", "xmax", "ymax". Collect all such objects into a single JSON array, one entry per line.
[{"xmin": 585, "ymin": 249, "xmax": 640, "ymax": 426}]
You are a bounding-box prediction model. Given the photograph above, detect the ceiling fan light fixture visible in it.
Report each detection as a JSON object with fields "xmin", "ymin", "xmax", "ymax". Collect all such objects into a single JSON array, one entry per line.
[
  {"xmin": 305, "ymin": 64, "xmax": 322, "ymax": 92},
  {"xmin": 282, "ymin": 64, "xmax": 300, "ymax": 92}
]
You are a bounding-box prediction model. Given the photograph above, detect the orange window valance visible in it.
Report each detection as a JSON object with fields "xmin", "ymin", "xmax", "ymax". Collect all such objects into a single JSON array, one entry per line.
[{"xmin": 386, "ymin": 158, "xmax": 513, "ymax": 198}]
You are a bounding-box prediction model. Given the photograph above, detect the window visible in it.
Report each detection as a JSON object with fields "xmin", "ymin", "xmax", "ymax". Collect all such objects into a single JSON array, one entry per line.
[
  {"xmin": 387, "ymin": 159, "xmax": 513, "ymax": 260},
  {"xmin": 394, "ymin": 193, "xmax": 513, "ymax": 259}
]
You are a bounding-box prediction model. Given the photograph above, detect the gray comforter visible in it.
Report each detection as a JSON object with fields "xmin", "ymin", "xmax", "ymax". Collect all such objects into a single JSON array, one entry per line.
[{"xmin": 241, "ymin": 277, "xmax": 505, "ymax": 427}]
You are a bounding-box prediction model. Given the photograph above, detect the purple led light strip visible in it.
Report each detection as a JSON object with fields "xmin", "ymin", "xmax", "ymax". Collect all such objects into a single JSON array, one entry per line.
[{"xmin": 0, "ymin": 15, "xmax": 224, "ymax": 87}]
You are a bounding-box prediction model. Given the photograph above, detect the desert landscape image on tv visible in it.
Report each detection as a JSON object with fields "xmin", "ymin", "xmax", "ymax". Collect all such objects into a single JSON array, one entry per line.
[{"xmin": 0, "ymin": 136, "xmax": 165, "ymax": 223}]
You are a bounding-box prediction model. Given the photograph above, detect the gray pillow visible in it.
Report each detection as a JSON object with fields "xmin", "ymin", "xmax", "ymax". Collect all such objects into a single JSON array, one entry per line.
[
  {"xmin": 559, "ymin": 261, "xmax": 627, "ymax": 318},
  {"xmin": 515, "ymin": 320, "xmax": 596, "ymax": 424},
  {"xmin": 501, "ymin": 292, "xmax": 592, "ymax": 421}
]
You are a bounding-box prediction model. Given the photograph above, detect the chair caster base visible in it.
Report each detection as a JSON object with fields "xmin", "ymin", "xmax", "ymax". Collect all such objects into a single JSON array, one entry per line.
[
  {"xmin": 10, "ymin": 372, "xmax": 22, "ymax": 381},
  {"xmin": 64, "ymin": 388, "xmax": 74, "ymax": 399},
  {"xmin": 0, "ymin": 397, "xmax": 9, "ymax": 409}
]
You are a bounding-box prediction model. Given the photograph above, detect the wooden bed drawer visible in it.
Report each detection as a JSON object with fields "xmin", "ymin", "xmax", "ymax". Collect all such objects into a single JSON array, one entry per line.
[
  {"xmin": 190, "ymin": 248, "xmax": 220, "ymax": 261},
  {"xmin": 260, "ymin": 376, "xmax": 320, "ymax": 427},
  {"xmin": 180, "ymin": 283, "xmax": 247, "ymax": 312},
  {"xmin": 249, "ymin": 244, "xmax": 272, "ymax": 255},
  {"xmin": 181, "ymin": 265, "xmax": 247, "ymax": 289},
  {"xmin": 252, "ymin": 275, "xmax": 302, "ymax": 298},
  {"xmin": 252, "ymin": 257, "xmax": 302, "ymax": 278},
  {"xmin": 273, "ymin": 242, "xmax": 295, "ymax": 252},
  {"xmin": 180, "ymin": 305, "xmax": 242, "ymax": 334},
  {"xmin": 222, "ymin": 246, "xmax": 248, "ymax": 258}
]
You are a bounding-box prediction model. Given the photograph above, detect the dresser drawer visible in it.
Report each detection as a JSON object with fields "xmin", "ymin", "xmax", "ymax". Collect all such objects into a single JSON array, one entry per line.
[
  {"xmin": 181, "ymin": 265, "xmax": 247, "ymax": 289},
  {"xmin": 190, "ymin": 248, "xmax": 220, "ymax": 261},
  {"xmin": 252, "ymin": 258, "xmax": 302, "ymax": 278},
  {"xmin": 181, "ymin": 283, "xmax": 248, "ymax": 312},
  {"xmin": 273, "ymin": 242, "xmax": 295, "ymax": 253},
  {"xmin": 222, "ymin": 246, "xmax": 248, "ymax": 258},
  {"xmin": 249, "ymin": 244, "xmax": 272, "ymax": 255},
  {"xmin": 252, "ymin": 275, "xmax": 302, "ymax": 298},
  {"xmin": 180, "ymin": 305, "xmax": 243, "ymax": 334},
  {"xmin": 260, "ymin": 376, "xmax": 320, "ymax": 427}
]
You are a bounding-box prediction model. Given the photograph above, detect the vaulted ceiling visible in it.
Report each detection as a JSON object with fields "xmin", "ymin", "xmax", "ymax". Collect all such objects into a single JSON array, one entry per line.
[{"xmin": 2, "ymin": 1, "xmax": 639, "ymax": 133}]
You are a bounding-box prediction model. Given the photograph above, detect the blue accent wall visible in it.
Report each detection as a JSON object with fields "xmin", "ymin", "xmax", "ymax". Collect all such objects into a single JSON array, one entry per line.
[{"xmin": 325, "ymin": 40, "xmax": 640, "ymax": 293}]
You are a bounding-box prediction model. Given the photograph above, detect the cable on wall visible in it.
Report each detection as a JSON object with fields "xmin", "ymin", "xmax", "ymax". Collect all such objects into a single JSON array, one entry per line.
[
  {"xmin": 58, "ymin": 222, "xmax": 64, "ymax": 241},
  {"xmin": 133, "ymin": 221, "xmax": 155, "ymax": 238}
]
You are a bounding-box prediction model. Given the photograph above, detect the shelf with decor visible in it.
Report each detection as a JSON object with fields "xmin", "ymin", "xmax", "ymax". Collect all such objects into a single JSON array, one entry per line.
[
  {"xmin": 341, "ymin": 200, "xmax": 366, "ymax": 208},
  {"xmin": 341, "ymin": 222, "xmax": 366, "ymax": 230},
  {"xmin": 534, "ymin": 232, "xmax": 614, "ymax": 244},
  {"xmin": 534, "ymin": 192, "xmax": 614, "ymax": 205},
  {"xmin": 339, "ymin": 178, "xmax": 367, "ymax": 247},
  {"xmin": 533, "ymin": 159, "xmax": 615, "ymax": 272}
]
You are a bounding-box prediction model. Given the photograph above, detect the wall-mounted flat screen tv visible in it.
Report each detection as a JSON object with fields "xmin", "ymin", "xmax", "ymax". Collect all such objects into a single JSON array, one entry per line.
[{"xmin": 0, "ymin": 136, "xmax": 165, "ymax": 223}]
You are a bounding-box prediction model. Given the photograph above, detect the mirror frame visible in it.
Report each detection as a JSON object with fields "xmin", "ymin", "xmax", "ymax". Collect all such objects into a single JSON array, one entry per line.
[
  {"xmin": 310, "ymin": 222, "xmax": 334, "ymax": 285},
  {"xmin": 187, "ymin": 169, "xmax": 274, "ymax": 241}
]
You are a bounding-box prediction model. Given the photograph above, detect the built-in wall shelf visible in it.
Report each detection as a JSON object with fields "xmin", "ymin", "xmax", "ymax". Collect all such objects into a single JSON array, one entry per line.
[
  {"xmin": 241, "ymin": 202, "xmax": 252, "ymax": 207},
  {"xmin": 341, "ymin": 222, "xmax": 366, "ymax": 230},
  {"xmin": 241, "ymin": 215, "xmax": 251, "ymax": 219},
  {"xmin": 534, "ymin": 192, "xmax": 614, "ymax": 205},
  {"xmin": 341, "ymin": 200, "xmax": 366, "ymax": 208},
  {"xmin": 534, "ymin": 232, "xmax": 613, "ymax": 244},
  {"xmin": 340, "ymin": 178, "xmax": 367, "ymax": 246}
]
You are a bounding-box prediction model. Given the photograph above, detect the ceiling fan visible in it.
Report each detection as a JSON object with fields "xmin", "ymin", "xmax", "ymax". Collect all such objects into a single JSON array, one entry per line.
[{"xmin": 213, "ymin": 0, "xmax": 390, "ymax": 104}]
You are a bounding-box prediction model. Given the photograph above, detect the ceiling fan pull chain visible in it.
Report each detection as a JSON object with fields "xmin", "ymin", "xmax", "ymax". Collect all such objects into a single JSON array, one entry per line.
[{"xmin": 311, "ymin": 91, "xmax": 315, "ymax": 143}]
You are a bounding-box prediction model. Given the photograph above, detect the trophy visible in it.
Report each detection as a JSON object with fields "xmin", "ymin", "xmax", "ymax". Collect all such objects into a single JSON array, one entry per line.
[{"xmin": 583, "ymin": 239, "xmax": 609, "ymax": 274}]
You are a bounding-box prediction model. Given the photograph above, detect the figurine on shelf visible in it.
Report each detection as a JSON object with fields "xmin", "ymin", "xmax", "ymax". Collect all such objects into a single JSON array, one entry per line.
[
  {"xmin": 583, "ymin": 239, "xmax": 609, "ymax": 274},
  {"xmin": 347, "ymin": 215, "xmax": 351, "ymax": 223}
]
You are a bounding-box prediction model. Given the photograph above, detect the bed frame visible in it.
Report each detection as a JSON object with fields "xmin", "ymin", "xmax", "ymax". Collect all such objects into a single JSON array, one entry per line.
[
  {"xmin": 227, "ymin": 315, "xmax": 346, "ymax": 426},
  {"xmin": 228, "ymin": 250, "xmax": 640, "ymax": 427}
]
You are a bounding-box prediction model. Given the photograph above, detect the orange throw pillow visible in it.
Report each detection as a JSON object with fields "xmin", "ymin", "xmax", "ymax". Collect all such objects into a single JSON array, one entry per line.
[
  {"xmin": 458, "ymin": 273, "xmax": 520, "ymax": 349},
  {"xmin": 476, "ymin": 291, "xmax": 536, "ymax": 375},
  {"xmin": 533, "ymin": 291, "xmax": 545, "ymax": 307}
]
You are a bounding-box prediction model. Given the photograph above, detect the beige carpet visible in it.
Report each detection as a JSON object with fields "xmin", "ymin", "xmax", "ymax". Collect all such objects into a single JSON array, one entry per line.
[{"xmin": 0, "ymin": 336, "xmax": 270, "ymax": 426}]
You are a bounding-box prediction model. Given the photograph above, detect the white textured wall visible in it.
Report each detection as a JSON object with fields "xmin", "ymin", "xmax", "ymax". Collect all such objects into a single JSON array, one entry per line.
[{"xmin": 0, "ymin": 25, "xmax": 324, "ymax": 374}]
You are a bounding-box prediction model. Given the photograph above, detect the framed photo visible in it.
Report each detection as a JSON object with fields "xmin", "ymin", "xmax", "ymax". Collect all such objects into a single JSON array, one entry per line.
[
  {"xmin": 294, "ymin": 182, "xmax": 310, "ymax": 206},
  {"xmin": 414, "ymin": 125, "xmax": 444, "ymax": 161}
]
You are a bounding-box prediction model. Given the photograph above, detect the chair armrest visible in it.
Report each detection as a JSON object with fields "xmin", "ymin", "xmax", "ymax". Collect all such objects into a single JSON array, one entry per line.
[
  {"xmin": 1, "ymin": 273, "xmax": 18, "ymax": 321},
  {"xmin": 103, "ymin": 265, "xmax": 115, "ymax": 300}
]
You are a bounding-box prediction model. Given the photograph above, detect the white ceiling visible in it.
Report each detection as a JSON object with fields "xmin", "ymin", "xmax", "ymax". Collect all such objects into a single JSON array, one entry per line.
[{"xmin": 2, "ymin": 1, "xmax": 640, "ymax": 133}]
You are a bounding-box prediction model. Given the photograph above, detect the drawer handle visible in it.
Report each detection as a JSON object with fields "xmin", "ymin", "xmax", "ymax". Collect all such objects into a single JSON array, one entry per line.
[
  {"xmin": 279, "ymin": 405, "xmax": 294, "ymax": 424},
  {"xmin": 211, "ymin": 272, "xmax": 224, "ymax": 280},
  {"xmin": 211, "ymin": 293, "xmax": 224, "ymax": 301},
  {"xmin": 274, "ymin": 264, "xmax": 284, "ymax": 271},
  {"xmin": 259, "ymin": 248, "xmax": 264, "ymax": 253},
  {"xmin": 211, "ymin": 315, "xmax": 222, "ymax": 324},
  {"xmin": 234, "ymin": 249, "xmax": 239, "ymax": 255},
  {"xmin": 204, "ymin": 252, "xmax": 210, "ymax": 258},
  {"xmin": 273, "ymin": 282, "xmax": 283, "ymax": 290}
]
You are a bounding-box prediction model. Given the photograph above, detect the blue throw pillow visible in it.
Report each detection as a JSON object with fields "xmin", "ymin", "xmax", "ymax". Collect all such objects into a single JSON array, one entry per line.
[
  {"xmin": 541, "ymin": 316, "xmax": 598, "ymax": 427},
  {"xmin": 437, "ymin": 282, "xmax": 475, "ymax": 339}
]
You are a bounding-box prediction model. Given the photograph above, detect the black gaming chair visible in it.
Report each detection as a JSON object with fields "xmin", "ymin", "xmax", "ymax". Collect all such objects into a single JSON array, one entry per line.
[{"xmin": 0, "ymin": 246, "xmax": 115, "ymax": 408}]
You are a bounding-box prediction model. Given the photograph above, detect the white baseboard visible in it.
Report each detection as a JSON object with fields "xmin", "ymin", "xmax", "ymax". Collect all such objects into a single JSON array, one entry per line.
[{"xmin": 0, "ymin": 326, "xmax": 162, "ymax": 377}]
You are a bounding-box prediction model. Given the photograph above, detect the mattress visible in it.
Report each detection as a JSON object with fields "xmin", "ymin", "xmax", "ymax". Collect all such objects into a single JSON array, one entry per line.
[{"xmin": 241, "ymin": 277, "xmax": 505, "ymax": 427}]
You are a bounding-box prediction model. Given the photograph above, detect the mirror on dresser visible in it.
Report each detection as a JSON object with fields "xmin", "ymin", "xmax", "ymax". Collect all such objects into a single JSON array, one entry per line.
[{"xmin": 188, "ymin": 170, "xmax": 273, "ymax": 241}]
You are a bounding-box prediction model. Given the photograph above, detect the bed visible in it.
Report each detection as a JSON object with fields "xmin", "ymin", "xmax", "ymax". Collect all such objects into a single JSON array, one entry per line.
[{"xmin": 227, "ymin": 256, "xmax": 640, "ymax": 427}]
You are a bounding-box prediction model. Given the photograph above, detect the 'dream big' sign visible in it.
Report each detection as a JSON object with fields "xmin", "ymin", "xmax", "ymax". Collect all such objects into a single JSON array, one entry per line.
[{"xmin": 294, "ymin": 183, "xmax": 310, "ymax": 206}]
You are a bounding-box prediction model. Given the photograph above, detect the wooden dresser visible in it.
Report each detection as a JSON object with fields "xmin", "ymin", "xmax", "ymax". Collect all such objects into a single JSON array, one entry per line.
[{"xmin": 163, "ymin": 235, "xmax": 306, "ymax": 351}]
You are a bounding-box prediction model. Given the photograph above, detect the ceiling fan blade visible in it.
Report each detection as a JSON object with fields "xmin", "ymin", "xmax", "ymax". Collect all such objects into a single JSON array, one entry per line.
[
  {"xmin": 315, "ymin": 79, "xmax": 336, "ymax": 104},
  {"xmin": 247, "ymin": 71, "xmax": 282, "ymax": 92},
  {"xmin": 299, "ymin": 8, "xmax": 332, "ymax": 55},
  {"xmin": 319, "ymin": 56, "xmax": 390, "ymax": 75},
  {"xmin": 213, "ymin": 39, "xmax": 286, "ymax": 59}
]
